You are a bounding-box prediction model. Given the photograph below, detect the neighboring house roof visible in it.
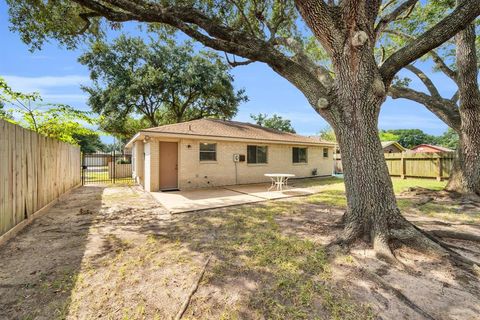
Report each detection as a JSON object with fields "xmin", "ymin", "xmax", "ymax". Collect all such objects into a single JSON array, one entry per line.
[
  {"xmin": 125, "ymin": 119, "xmax": 335, "ymax": 148},
  {"xmin": 381, "ymin": 141, "xmax": 406, "ymax": 152},
  {"xmin": 411, "ymin": 144, "xmax": 454, "ymax": 152}
]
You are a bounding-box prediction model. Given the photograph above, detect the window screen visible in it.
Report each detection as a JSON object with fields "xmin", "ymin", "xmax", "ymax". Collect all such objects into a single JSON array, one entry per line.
[
  {"xmin": 200, "ymin": 143, "xmax": 217, "ymax": 161},
  {"xmin": 247, "ymin": 145, "xmax": 268, "ymax": 164},
  {"xmin": 323, "ymin": 148, "xmax": 329, "ymax": 158},
  {"xmin": 293, "ymin": 147, "xmax": 307, "ymax": 163}
]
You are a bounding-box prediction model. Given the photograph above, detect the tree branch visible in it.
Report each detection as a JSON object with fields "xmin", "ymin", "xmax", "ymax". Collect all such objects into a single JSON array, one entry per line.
[
  {"xmin": 450, "ymin": 90, "xmax": 459, "ymax": 103},
  {"xmin": 375, "ymin": 0, "xmax": 418, "ymax": 37},
  {"xmin": 100, "ymin": 0, "xmax": 332, "ymax": 113},
  {"xmin": 293, "ymin": 0, "xmax": 339, "ymax": 54},
  {"xmin": 273, "ymin": 37, "xmax": 334, "ymax": 89},
  {"xmin": 380, "ymin": 0, "xmax": 480, "ymax": 84},
  {"xmin": 224, "ymin": 53, "xmax": 254, "ymax": 67},
  {"xmin": 388, "ymin": 85, "xmax": 461, "ymax": 130},
  {"xmin": 404, "ymin": 64, "xmax": 440, "ymax": 98},
  {"xmin": 384, "ymin": 29, "xmax": 458, "ymax": 84}
]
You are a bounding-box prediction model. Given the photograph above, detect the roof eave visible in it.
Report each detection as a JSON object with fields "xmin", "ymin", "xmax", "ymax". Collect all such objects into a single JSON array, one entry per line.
[
  {"xmin": 124, "ymin": 132, "xmax": 142, "ymax": 149},
  {"xmin": 138, "ymin": 130, "xmax": 336, "ymax": 147}
]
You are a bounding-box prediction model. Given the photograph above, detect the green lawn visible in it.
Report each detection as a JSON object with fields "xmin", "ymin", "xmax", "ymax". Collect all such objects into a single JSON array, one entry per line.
[{"xmin": 294, "ymin": 177, "xmax": 479, "ymax": 223}]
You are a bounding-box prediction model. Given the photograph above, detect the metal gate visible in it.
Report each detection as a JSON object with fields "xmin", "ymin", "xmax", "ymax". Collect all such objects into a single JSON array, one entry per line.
[{"xmin": 81, "ymin": 151, "xmax": 134, "ymax": 185}]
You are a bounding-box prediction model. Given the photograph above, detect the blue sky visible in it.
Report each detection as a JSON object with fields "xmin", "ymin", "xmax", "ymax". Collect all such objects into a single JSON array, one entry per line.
[{"xmin": 0, "ymin": 2, "xmax": 453, "ymax": 143}]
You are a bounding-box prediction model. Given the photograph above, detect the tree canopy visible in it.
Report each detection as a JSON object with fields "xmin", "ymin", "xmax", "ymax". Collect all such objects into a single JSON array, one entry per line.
[
  {"xmin": 79, "ymin": 35, "xmax": 247, "ymax": 140},
  {"xmin": 250, "ymin": 113, "xmax": 295, "ymax": 133},
  {"xmin": 6, "ymin": 0, "xmax": 480, "ymax": 259},
  {"xmin": 379, "ymin": 129, "xmax": 437, "ymax": 149},
  {"xmin": 318, "ymin": 126, "xmax": 336, "ymax": 142},
  {"xmin": 0, "ymin": 76, "xmax": 104, "ymax": 153},
  {"xmin": 383, "ymin": 1, "xmax": 480, "ymax": 195}
]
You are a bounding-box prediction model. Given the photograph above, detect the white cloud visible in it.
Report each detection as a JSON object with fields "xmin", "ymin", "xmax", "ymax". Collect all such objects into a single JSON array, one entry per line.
[{"xmin": 2, "ymin": 74, "xmax": 90, "ymax": 93}]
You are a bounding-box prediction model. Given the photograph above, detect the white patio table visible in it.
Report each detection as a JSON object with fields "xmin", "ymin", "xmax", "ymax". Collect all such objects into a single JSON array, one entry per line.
[{"xmin": 264, "ymin": 173, "xmax": 295, "ymax": 191}]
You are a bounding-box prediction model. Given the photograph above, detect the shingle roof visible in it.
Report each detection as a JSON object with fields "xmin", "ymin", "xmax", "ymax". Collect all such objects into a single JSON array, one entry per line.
[
  {"xmin": 381, "ymin": 141, "xmax": 406, "ymax": 151},
  {"xmin": 412, "ymin": 144, "xmax": 454, "ymax": 152},
  {"xmin": 139, "ymin": 118, "xmax": 333, "ymax": 145}
]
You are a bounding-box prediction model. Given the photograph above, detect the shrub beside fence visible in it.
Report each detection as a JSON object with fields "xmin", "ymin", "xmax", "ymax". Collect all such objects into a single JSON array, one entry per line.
[{"xmin": 0, "ymin": 119, "xmax": 81, "ymax": 240}]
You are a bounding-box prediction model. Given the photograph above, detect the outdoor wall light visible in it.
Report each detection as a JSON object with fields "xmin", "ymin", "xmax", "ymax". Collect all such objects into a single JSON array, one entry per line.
[
  {"xmin": 187, "ymin": 144, "xmax": 192, "ymax": 149},
  {"xmin": 143, "ymin": 135, "xmax": 151, "ymax": 143}
]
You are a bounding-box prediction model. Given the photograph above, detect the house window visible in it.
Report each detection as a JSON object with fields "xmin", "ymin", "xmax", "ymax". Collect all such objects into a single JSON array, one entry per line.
[
  {"xmin": 323, "ymin": 148, "xmax": 329, "ymax": 158},
  {"xmin": 292, "ymin": 147, "xmax": 307, "ymax": 163},
  {"xmin": 247, "ymin": 145, "xmax": 268, "ymax": 164},
  {"xmin": 199, "ymin": 143, "xmax": 217, "ymax": 161}
]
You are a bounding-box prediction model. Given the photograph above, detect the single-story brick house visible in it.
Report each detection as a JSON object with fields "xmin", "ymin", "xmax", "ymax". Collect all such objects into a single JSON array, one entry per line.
[{"xmin": 125, "ymin": 119, "xmax": 335, "ymax": 191}]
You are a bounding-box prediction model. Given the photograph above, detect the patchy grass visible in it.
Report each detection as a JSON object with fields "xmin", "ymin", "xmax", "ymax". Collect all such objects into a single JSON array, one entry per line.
[
  {"xmin": 184, "ymin": 204, "xmax": 375, "ymax": 320},
  {"xmin": 291, "ymin": 177, "xmax": 479, "ymax": 223},
  {"xmin": 2, "ymin": 180, "xmax": 478, "ymax": 319},
  {"xmin": 390, "ymin": 178, "xmax": 447, "ymax": 194}
]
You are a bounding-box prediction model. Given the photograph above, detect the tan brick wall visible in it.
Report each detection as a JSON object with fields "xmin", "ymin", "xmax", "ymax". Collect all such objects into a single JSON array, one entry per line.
[
  {"xmin": 177, "ymin": 139, "xmax": 333, "ymax": 189},
  {"xmin": 143, "ymin": 140, "xmax": 161, "ymax": 191},
  {"xmin": 132, "ymin": 141, "xmax": 144, "ymax": 186},
  {"xmin": 149, "ymin": 140, "xmax": 160, "ymax": 191}
]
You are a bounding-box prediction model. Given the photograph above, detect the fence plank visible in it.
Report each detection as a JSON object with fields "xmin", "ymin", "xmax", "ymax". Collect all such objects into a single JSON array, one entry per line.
[
  {"xmin": 0, "ymin": 119, "xmax": 81, "ymax": 238},
  {"xmin": 335, "ymin": 152, "xmax": 455, "ymax": 180},
  {"xmin": 384, "ymin": 152, "xmax": 454, "ymax": 179}
]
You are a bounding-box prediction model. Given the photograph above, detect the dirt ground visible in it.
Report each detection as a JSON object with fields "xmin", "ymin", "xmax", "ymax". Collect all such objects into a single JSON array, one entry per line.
[{"xmin": 0, "ymin": 181, "xmax": 479, "ymax": 319}]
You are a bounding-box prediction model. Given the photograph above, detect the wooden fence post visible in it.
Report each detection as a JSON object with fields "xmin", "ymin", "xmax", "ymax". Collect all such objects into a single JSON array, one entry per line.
[
  {"xmin": 436, "ymin": 154, "xmax": 442, "ymax": 181},
  {"xmin": 400, "ymin": 152, "xmax": 406, "ymax": 179}
]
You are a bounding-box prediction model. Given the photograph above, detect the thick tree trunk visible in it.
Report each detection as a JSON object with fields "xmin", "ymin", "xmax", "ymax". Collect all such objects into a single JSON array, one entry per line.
[
  {"xmin": 445, "ymin": 19, "xmax": 480, "ymax": 197},
  {"xmin": 325, "ymin": 53, "xmax": 444, "ymax": 257},
  {"xmin": 333, "ymin": 116, "xmax": 445, "ymax": 257},
  {"xmin": 446, "ymin": 121, "xmax": 480, "ymax": 197},
  {"xmin": 334, "ymin": 115, "xmax": 402, "ymax": 256},
  {"xmin": 325, "ymin": 53, "xmax": 409, "ymax": 257}
]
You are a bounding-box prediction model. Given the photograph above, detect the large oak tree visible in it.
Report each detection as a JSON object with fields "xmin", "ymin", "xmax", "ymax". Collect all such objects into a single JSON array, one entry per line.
[
  {"xmin": 80, "ymin": 35, "xmax": 247, "ymax": 131},
  {"xmin": 387, "ymin": 1, "xmax": 480, "ymax": 197},
  {"xmin": 7, "ymin": 0, "xmax": 480, "ymax": 259}
]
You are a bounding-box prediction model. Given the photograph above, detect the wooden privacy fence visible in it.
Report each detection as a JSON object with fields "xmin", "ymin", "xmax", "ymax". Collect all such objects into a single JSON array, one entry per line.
[
  {"xmin": 333, "ymin": 152, "xmax": 454, "ymax": 180},
  {"xmin": 384, "ymin": 152, "xmax": 455, "ymax": 180},
  {"xmin": 0, "ymin": 119, "xmax": 81, "ymax": 239}
]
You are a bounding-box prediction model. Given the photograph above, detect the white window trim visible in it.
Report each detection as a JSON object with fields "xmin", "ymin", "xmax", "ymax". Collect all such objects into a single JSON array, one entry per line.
[{"xmin": 199, "ymin": 142, "xmax": 217, "ymax": 162}]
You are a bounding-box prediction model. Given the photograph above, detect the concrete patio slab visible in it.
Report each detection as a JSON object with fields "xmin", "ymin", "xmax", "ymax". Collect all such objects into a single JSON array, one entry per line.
[
  {"xmin": 224, "ymin": 183, "xmax": 314, "ymax": 200},
  {"xmin": 150, "ymin": 183, "xmax": 315, "ymax": 213},
  {"xmin": 150, "ymin": 187, "xmax": 262, "ymax": 213}
]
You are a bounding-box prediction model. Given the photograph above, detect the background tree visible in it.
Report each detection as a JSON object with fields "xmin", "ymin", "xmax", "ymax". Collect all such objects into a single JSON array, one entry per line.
[
  {"xmin": 436, "ymin": 128, "xmax": 459, "ymax": 150},
  {"xmin": 379, "ymin": 129, "xmax": 437, "ymax": 149},
  {"xmin": 378, "ymin": 130, "xmax": 399, "ymax": 143},
  {"xmin": 250, "ymin": 113, "xmax": 295, "ymax": 133},
  {"xmin": 7, "ymin": 0, "xmax": 480, "ymax": 258},
  {"xmin": 318, "ymin": 126, "xmax": 336, "ymax": 142},
  {"xmin": 98, "ymin": 115, "xmax": 150, "ymax": 146},
  {"xmin": 1, "ymin": 77, "xmax": 104, "ymax": 153},
  {"xmin": 386, "ymin": 1, "xmax": 480, "ymax": 196},
  {"xmin": 80, "ymin": 35, "xmax": 247, "ymax": 136},
  {"xmin": 73, "ymin": 132, "xmax": 106, "ymax": 153}
]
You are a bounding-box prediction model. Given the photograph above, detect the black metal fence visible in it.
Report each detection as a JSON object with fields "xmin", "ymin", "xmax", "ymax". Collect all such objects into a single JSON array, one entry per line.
[{"xmin": 81, "ymin": 152, "xmax": 134, "ymax": 185}]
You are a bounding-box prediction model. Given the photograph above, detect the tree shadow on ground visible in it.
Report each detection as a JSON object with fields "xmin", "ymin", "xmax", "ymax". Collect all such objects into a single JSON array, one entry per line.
[
  {"xmin": 0, "ymin": 186, "xmax": 104, "ymax": 319},
  {"xmin": 138, "ymin": 200, "xmax": 375, "ymax": 319},
  {"xmin": 138, "ymin": 193, "xmax": 480, "ymax": 319}
]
